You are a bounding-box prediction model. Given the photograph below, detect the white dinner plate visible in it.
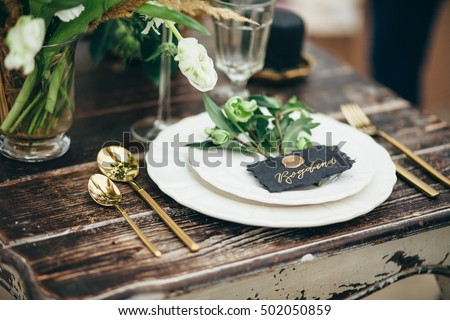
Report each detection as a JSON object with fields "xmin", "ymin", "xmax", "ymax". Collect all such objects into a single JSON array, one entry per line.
[
  {"xmin": 146, "ymin": 112, "xmax": 397, "ymax": 228},
  {"xmin": 187, "ymin": 113, "xmax": 375, "ymax": 206}
]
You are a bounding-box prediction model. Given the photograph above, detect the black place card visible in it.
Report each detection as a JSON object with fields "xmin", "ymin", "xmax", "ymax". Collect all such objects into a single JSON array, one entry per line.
[{"xmin": 247, "ymin": 145, "xmax": 355, "ymax": 192}]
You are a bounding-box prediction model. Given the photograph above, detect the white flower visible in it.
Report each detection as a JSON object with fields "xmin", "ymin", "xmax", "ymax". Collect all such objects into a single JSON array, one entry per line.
[
  {"xmin": 174, "ymin": 38, "xmax": 218, "ymax": 92},
  {"xmin": 141, "ymin": 17, "xmax": 164, "ymax": 35},
  {"xmin": 4, "ymin": 16, "xmax": 45, "ymax": 75},
  {"xmin": 55, "ymin": 4, "xmax": 85, "ymax": 22}
]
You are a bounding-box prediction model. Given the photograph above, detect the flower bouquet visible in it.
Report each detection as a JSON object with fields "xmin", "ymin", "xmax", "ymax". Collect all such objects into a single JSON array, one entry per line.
[
  {"xmin": 190, "ymin": 94, "xmax": 320, "ymax": 158},
  {"xmin": 188, "ymin": 94, "xmax": 356, "ymax": 193},
  {"xmin": 0, "ymin": 0, "xmax": 245, "ymax": 161}
]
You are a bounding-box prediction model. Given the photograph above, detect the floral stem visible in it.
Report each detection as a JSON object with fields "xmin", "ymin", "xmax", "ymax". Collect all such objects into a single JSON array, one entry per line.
[
  {"xmin": 233, "ymin": 136, "xmax": 251, "ymax": 148},
  {"xmin": 9, "ymin": 92, "xmax": 42, "ymax": 133},
  {"xmin": 233, "ymin": 122, "xmax": 269, "ymax": 157},
  {"xmin": 28, "ymin": 100, "xmax": 46, "ymax": 135},
  {"xmin": 168, "ymin": 26, "xmax": 173, "ymax": 43},
  {"xmin": 257, "ymin": 147, "xmax": 270, "ymax": 158},
  {"xmin": 45, "ymin": 56, "xmax": 67, "ymax": 114},
  {"xmin": 275, "ymin": 115, "xmax": 282, "ymax": 139},
  {"xmin": 59, "ymin": 86, "xmax": 74, "ymax": 114},
  {"xmin": 38, "ymin": 110, "xmax": 49, "ymax": 131},
  {"xmin": 164, "ymin": 20, "xmax": 182, "ymax": 41},
  {"xmin": 1, "ymin": 69, "xmax": 38, "ymax": 133},
  {"xmin": 234, "ymin": 122, "xmax": 256, "ymax": 146},
  {"xmin": 248, "ymin": 129, "xmax": 258, "ymax": 142},
  {"xmin": 274, "ymin": 115, "xmax": 284, "ymax": 154}
]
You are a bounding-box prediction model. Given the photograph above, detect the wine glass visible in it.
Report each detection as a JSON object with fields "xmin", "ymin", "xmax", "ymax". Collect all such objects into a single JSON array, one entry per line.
[
  {"xmin": 131, "ymin": 26, "xmax": 172, "ymax": 142},
  {"xmin": 211, "ymin": 0, "xmax": 275, "ymax": 99}
]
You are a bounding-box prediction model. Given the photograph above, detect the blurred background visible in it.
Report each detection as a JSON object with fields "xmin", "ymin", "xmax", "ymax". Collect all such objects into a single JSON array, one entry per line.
[
  {"xmin": 279, "ymin": 0, "xmax": 450, "ymax": 122},
  {"xmin": 274, "ymin": 0, "xmax": 448, "ymax": 300}
]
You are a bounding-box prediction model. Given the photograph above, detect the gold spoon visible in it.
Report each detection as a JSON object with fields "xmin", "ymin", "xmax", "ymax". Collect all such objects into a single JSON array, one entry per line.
[
  {"xmin": 88, "ymin": 173, "xmax": 162, "ymax": 257},
  {"xmin": 97, "ymin": 146, "xmax": 200, "ymax": 252}
]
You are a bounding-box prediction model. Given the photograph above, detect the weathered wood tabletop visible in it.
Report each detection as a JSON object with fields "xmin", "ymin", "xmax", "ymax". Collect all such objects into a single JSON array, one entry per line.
[{"xmin": 0, "ymin": 37, "xmax": 449, "ymax": 300}]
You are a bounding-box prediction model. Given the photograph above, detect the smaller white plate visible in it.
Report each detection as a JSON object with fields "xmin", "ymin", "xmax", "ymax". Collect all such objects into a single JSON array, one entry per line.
[{"xmin": 187, "ymin": 114, "xmax": 375, "ymax": 206}]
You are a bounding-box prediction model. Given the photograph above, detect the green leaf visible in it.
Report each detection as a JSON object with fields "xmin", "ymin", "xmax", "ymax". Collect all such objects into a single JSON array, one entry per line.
[
  {"xmin": 280, "ymin": 116, "xmax": 293, "ymax": 134},
  {"xmin": 203, "ymin": 94, "xmax": 237, "ymax": 135},
  {"xmin": 267, "ymin": 128, "xmax": 279, "ymax": 150},
  {"xmin": 282, "ymin": 118, "xmax": 306, "ymax": 144},
  {"xmin": 223, "ymin": 141, "xmax": 257, "ymax": 153},
  {"xmin": 144, "ymin": 44, "xmax": 164, "ymax": 62},
  {"xmin": 186, "ymin": 140, "xmax": 257, "ymax": 153},
  {"xmin": 48, "ymin": 0, "xmax": 125, "ymax": 45},
  {"xmin": 296, "ymin": 136, "xmax": 313, "ymax": 150},
  {"xmin": 186, "ymin": 141, "xmax": 215, "ymax": 149},
  {"xmin": 285, "ymin": 96, "xmax": 313, "ymax": 113},
  {"xmin": 249, "ymin": 94, "xmax": 282, "ymax": 109},
  {"xmin": 248, "ymin": 94, "xmax": 283, "ymax": 115},
  {"xmin": 33, "ymin": 0, "xmax": 88, "ymax": 13},
  {"xmin": 144, "ymin": 42, "xmax": 177, "ymax": 62},
  {"xmin": 255, "ymin": 120, "xmax": 268, "ymax": 140},
  {"xmin": 136, "ymin": 4, "xmax": 210, "ymax": 35},
  {"xmin": 89, "ymin": 20, "xmax": 117, "ymax": 65},
  {"xmin": 281, "ymin": 118, "xmax": 320, "ymax": 153},
  {"xmin": 303, "ymin": 119, "xmax": 320, "ymax": 136}
]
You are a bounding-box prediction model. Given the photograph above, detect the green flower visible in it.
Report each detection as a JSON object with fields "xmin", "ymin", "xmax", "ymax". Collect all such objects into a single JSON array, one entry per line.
[
  {"xmin": 224, "ymin": 96, "xmax": 258, "ymax": 123},
  {"xmin": 205, "ymin": 127, "xmax": 230, "ymax": 145},
  {"xmin": 295, "ymin": 137, "xmax": 312, "ymax": 150}
]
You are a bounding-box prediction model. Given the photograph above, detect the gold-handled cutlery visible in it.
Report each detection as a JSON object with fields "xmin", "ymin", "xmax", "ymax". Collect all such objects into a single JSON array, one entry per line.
[
  {"xmin": 341, "ymin": 103, "xmax": 449, "ymax": 188},
  {"xmin": 88, "ymin": 174, "xmax": 162, "ymax": 257},
  {"xmin": 394, "ymin": 163, "xmax": 439, "ymax": 198},
  {"xmin": 97, "ymin": 146, "xmax": 200, "ymax": 252},
  {"xmin": 340, "ymin": 103, "xmax": 440, "ymax": 198}
]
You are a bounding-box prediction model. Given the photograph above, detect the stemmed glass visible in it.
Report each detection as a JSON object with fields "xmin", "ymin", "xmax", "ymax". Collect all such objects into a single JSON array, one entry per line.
[
  {"xmin": 211, "ymin": 0, "xmax": 275, "ymax": 99},
  {"xmin": 131, "ymin": 26, "xmax": 172, "ymax": 142}
]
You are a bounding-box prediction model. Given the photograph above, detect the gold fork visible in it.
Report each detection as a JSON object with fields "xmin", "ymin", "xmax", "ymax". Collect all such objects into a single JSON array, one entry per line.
[
  {"xmin": 341, "ymin": 103, "xmax": 449, "ymax": 188},
  {"xmin": 341, "ymin": 103, "xmax": 440, "ymax": 198}
]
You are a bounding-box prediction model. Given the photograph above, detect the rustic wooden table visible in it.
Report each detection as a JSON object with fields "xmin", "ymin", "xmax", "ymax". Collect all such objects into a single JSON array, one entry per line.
[{"xmin": 0, "ymin": 39, "xmax": 449, "ymax": 300}]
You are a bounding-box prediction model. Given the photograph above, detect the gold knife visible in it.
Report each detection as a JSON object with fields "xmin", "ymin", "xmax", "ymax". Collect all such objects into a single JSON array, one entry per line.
[{"xmin": 395, "ymin": 163, "xmax": 439, "ymax": 198}]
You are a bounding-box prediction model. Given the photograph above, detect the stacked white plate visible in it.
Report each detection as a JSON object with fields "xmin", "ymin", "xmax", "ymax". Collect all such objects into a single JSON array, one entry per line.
[{"xmin": 146, "ymin": 113, "xmax": 397, "ymax": 228}]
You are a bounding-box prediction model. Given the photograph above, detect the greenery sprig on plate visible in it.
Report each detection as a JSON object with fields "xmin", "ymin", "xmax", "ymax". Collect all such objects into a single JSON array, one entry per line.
[{"xmin": 188, "ymin": 94, "xmax": 320, "ymax": 158}]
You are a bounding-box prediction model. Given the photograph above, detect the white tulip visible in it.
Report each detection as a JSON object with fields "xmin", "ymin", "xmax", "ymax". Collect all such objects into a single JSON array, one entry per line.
[
  {"xmin": 55, "ymin": 4, "xmax": 85, "ymax": 22},
  {"xmin": 4, "ymin": 16, "xmax": 45, "ymax": 75},
  {"xmin": 174, "ymin": 38, "xmax": 217, "ymax": 92}
]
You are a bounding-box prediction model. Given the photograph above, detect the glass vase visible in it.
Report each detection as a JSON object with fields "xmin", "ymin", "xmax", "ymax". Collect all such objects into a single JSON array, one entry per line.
[{"xmin": 0, "ymin": 38, "xmax": 77, "ymax": 162}]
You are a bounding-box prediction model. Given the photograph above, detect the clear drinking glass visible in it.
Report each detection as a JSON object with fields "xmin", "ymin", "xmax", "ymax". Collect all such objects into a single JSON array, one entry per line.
[{"xmin": 211, "ymin": 0, "xmax": 275, "ymax": 98}]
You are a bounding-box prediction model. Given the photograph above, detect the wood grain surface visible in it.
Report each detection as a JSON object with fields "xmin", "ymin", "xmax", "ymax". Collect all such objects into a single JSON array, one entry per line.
[{"xmin": 0, "ymin": 38, "xmax": 449, "ymax": 300}]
